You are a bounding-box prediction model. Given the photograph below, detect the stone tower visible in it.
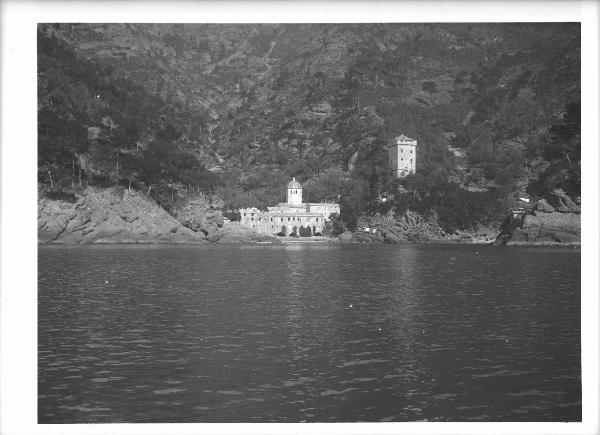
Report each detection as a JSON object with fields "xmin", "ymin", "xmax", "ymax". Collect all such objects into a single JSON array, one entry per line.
[
  {"xmin": 287, "ymin": 177, "xmax": 302, "ymax": 205},
  {"xmin": 389, "ymin": 134, "xmax": 417, "ymax": 178}
]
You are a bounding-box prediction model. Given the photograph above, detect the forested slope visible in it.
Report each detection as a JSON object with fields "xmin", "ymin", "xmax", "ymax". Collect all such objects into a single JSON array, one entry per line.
[{"xmin": 38, "ymin": 23, "xmax": 580, "ymax": 235}]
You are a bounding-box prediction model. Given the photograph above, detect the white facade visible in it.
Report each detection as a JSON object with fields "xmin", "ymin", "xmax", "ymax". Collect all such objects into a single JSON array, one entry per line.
[
  {"xmin": 389, "ymin": 134, "xmax": 417, "ymax": 178},
  {"xmin": 305, "ymin": 203, "xmax": 340, "ymax": 221},
  {"xmin": 239, "ymin": 178, "xmax": 340, "ymax": 236}
]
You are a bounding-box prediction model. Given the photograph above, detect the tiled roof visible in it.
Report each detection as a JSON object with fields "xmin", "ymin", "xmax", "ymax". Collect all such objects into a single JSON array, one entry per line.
[{"xmin": 395, "ymin": 134, "xmax": 417, "ymax": 142}]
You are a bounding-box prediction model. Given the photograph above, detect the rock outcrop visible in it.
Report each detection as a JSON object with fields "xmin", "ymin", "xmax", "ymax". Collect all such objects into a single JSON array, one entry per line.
[
  {"xmin": 339, "ymin": 231, "xmax": 355, "ymax": 243},
  {"xmin": 341, "ymin": 212, "xmax": 449, "ymax": 244},
  {"xmin": 38, "ymin": 187, "xmax": 203, "ymax": 244},
  {"xmin": 205, "ymin": 222, "xmax": 281, "ymax": 244},
  {"xmin": 493, "ymin": 190, "xmax": 581, "ymax": 246},
  {"xmin": 169, "ymin": 192, "xmax": 225, "ymax": 236},
  {"xmin": 500, "ymin": 212, "xmax": 581, "ymax": 245},
  {"xmin": 546, "ymin": 188, "xmax": 580, "ymax": 214}
]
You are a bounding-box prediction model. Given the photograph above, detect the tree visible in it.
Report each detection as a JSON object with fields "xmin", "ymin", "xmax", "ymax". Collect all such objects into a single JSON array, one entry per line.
[{"xmin": 544, "ymin": 101, "xmax": 580, "ymax": 164}]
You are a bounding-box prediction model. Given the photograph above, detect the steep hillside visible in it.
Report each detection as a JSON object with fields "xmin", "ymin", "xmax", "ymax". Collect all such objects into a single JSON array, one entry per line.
[{"xmin": 38, "ymin": 23, "xmax": 580, "ymax": 236}]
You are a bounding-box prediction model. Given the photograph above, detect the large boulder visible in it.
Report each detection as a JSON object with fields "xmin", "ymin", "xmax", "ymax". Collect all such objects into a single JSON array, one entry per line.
[
  {"xmin": 535, "ymin": 198, "xmax": 555, "ymax": 213},
  {"xmin": 169, "ymin": 192, "xmax": 225, "ymax": 235},
  {"xmin": 546, "ymin": 189, "xmax": 580, "ymax": 214},
  {"xmin": 553, "ymin": 232, "xmax": 580, "ymax": 243},
  {"xmin": 339, "ymin": 231, "xmax": 355, "ymax": 243},
  {"xmin": 206, "ymin": 232, "xmax": 222, "ymax": 242}
]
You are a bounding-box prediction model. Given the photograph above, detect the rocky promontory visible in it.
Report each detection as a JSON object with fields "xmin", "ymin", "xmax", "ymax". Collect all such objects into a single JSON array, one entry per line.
[
  {"xmin": 38, "ymin": 186, "xmax": 284, "ymax": 244},
  {"xmin": 493, "ymin": 190, "xmax": 581, "ymax": 246},
  {"xmin": 39, "ymin": 187, "xmax": 204, "ymax": 244}
]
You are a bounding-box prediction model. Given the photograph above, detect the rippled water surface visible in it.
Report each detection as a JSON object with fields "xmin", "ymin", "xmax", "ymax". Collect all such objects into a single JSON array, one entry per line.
[{"xmin": 38, "ymin": 244, "xmax": 581, "ymax": 422}]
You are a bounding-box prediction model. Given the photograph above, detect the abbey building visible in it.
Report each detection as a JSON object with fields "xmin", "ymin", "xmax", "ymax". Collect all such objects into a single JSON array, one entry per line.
[{"xmin": 239, "ymin": 178, "xmax": 340, "ymax": 236}]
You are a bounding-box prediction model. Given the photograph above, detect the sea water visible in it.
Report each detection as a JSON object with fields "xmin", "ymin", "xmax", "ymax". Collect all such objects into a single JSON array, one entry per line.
[{"xmin": 38, "ymin": 243, "xmax": 581, "ymax": 422}]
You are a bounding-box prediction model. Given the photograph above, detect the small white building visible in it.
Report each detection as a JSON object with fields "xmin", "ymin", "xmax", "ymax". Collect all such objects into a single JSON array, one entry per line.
[{"xmin": 389, "ymin": 134, "xmax": 417, "ymax": 178}]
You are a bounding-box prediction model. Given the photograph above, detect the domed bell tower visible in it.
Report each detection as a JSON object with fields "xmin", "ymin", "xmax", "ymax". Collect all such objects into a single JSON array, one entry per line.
[{"xmin": 287, "ymin": 177, "xmax": 302, "ymax": 205}]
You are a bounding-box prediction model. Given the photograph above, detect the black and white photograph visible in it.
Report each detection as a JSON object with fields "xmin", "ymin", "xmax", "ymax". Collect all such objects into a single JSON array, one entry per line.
[{"xmin": 1, "ymin": 1, "xmax": 598, "ymax": 434}]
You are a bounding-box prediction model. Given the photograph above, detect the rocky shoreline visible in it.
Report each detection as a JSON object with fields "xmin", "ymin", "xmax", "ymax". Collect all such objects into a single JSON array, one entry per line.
[
  {"xmin": 336, "ymin": 212, "xmax": 496, "ymax": 245},
  {"xmin": 38, "ymin": 187, "xmax": 202, "ymax": 244},
  {"xmin": 38, "ymin": 187, "xmax": 581, "ymax": 247},
  {"xmin": 492, "ymin": 190, "xmax": 580, "ymax": 247},
  {"xmin": 38, "ymin": 186, "xmax": 289, "ymax": 245}
]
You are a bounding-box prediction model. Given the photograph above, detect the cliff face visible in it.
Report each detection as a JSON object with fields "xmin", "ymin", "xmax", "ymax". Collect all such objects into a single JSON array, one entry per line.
[
  {"xmin": 493, "ymin": 190, "xmax": 581, "ymax": 246},
  {"xmin": 38, "ymin": 187, "xmax": 204, "ymax": 244},
  {"xmin": 169, "ymin": 192, "xmax": 225, "ymax": 236}
]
